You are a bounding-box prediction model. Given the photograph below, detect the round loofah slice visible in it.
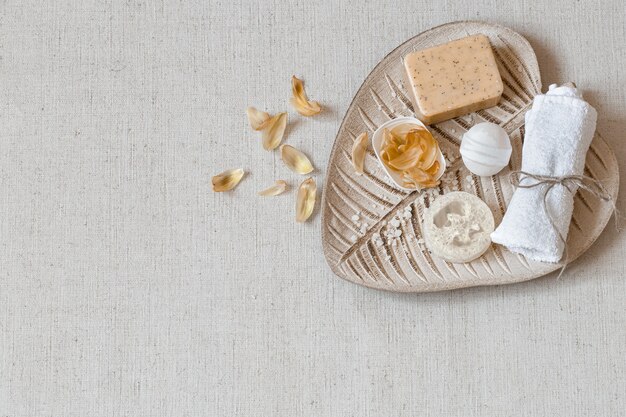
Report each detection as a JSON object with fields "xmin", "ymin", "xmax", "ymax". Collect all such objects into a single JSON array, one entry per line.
[{"xmin": 423, "ymin": 192, "xmax": 495, "ymax": 263}]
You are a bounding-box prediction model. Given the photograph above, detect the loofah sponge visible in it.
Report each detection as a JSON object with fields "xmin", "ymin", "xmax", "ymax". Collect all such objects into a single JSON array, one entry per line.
[{"xmin": 423, "ymin": 192, "xmax": 495, "ymax": 263}]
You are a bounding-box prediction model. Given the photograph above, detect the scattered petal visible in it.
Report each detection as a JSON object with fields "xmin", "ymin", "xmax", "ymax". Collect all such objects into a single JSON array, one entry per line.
[
  {"xmin": 247, "ymin": 106, "xmax": 270, "ymax": 131},
  {"xmin": 261, "ymin": 112, "xmax": 288, "ymax": 150},
  {"xmin": 280, "ymin": 144, "xmax": 314, "ymax": 174},
  {"xmin": 296, "ymin": 177, "xmax": 317, "ymax": 223},
  {"xmin": 212, "ymin": 168, "xmax": 245, "ymax": 192},
  {"xmin": 258, "ymin": 180, "xmax": 288, "ymax": 196},
  {"xmin": 351, "ymin": 132, "xmax": 369, "ymax": 175},
  {"xmin": 290, "ymin": 75, "xmax": 322, "ymax": 116}
]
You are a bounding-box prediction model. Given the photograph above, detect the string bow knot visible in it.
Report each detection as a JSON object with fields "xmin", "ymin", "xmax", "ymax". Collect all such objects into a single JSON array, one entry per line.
[{"xmin": 508, "ymin": 170, "xmax": 619, "ymax": 278}]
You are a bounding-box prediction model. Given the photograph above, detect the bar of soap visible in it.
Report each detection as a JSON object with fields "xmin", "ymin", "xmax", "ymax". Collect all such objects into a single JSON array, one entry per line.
[{"xmin": 403, "ymin": 34, "xmax": 503, "ymax": 125}]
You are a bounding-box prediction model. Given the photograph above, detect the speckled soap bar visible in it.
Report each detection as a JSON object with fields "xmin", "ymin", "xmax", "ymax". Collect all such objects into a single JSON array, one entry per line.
[{"xmin": 403, "ymin": 34, "xmax": 503, "ymax": 125}]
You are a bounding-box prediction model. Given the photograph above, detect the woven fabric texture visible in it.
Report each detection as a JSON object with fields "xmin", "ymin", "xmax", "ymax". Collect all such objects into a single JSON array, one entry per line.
[{"xmin": 0, "ymin": 1, "xmax": 625, "ymax": 416}]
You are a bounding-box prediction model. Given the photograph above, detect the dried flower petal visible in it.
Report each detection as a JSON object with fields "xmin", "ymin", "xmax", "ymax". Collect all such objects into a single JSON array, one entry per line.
[
  {"xmin": 280, "ymin": 144, "xmax": 314, "ymax": 174},
  {"xmin": 290, "ymin": 75, "xmax": 322, "ymax": 116},
  {"xmin": 380, "ymin": 123, "xmax": 443, "ymax": 189},
  {"xmin": 414, "ymin": 130, "xmax": 438, "ymax": 168},
  {"xmin": 261, "ymin": 112, "xmax": 288, "ymax": 150},
  {"xmin": 351, "ymin": 132, "xmax": 369, "ymax": 175},
  {"xmin": 258, "ymin": 180, "xmax": 288, "ymax": 196},
  {"xmin": 247, "ymin": 106, "xmax": 271, "ymax": 131},
  {"xmin": 381, "ymin": 129, "xmax": 402, "ymax": 163},
  {"xmin": 387, "ymin": 145, "xmax": 421, "ymax": 170},
  {"xmin": 296, "ymin": 177, "xmax": 316, "ymax": 222},
  {"xmin": 212, "ymin": 168, "xmax": 245, "ymax": 192},
  {"xmin": 390, "ymin": 123, "xmax": 415, "ymax": 139},
  {"xmin": 425, "ymin": 160, "xmax": 440, "ymax": 176}
]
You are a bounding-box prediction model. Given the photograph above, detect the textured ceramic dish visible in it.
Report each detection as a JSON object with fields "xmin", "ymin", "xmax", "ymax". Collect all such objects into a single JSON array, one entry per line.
[{"xmin": 321, "ymin": 21, "xmax": 619, "ymax": 292}]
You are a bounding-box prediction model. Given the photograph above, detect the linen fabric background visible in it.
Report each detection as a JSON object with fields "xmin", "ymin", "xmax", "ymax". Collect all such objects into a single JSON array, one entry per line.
[{"xmin": 1, "ymin": 1, "xmax": 625, "ymax": 416}]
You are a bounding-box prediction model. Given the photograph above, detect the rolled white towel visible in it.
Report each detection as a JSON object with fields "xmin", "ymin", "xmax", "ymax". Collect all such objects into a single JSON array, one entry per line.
[{"xmin": 490, "ymin": 83, "xmax": 597, "ymax": 263}]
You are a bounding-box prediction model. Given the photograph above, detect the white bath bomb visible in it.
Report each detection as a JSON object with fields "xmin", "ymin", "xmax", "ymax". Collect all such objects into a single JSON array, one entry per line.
[
  {"xmin": 460, "ymin": 122, "xmax": 512, "ymax": 176},
  {"xmin": 423, "ymin": 192, "xmax": 494, "ymax": 263}
]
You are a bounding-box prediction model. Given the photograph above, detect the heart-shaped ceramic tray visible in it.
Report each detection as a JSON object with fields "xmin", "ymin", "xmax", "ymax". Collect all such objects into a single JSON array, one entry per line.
[{"xmin": 321, "ymin": 21, "xmax": 619, "ymax": 292}]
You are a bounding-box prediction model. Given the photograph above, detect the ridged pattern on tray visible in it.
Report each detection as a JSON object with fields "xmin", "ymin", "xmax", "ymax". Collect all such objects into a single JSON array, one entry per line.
[{"xmin": 321, "ymin": 21, "xmax": 619, "ymax": 292}]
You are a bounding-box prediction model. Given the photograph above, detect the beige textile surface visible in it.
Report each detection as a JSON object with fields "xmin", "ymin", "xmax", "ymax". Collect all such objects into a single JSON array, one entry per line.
[{"xmin": 0, "ymin": 1, "xmax": 624, "ymax": 416}]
